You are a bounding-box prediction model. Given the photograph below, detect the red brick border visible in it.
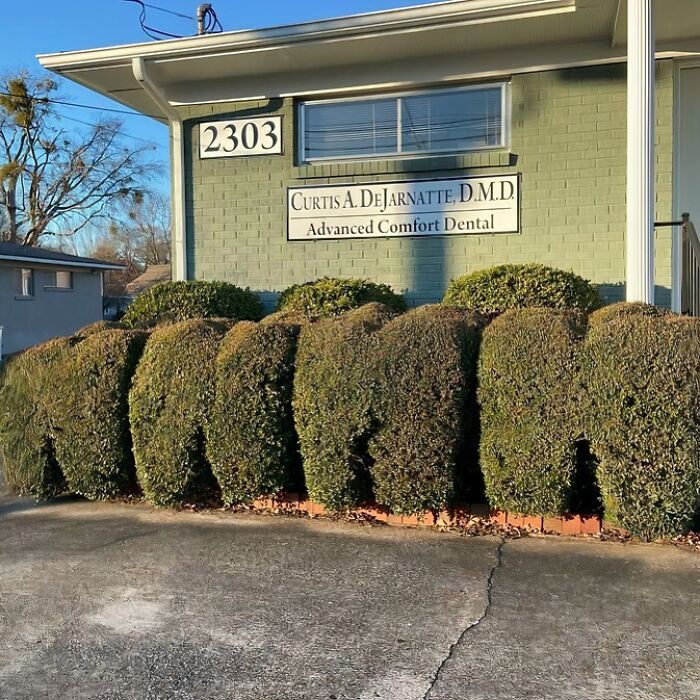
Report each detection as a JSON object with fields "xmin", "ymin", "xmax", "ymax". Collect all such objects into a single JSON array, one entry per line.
[{"xmin": 253, "ymin": 493, "xmax": 605, "ymax": 536}]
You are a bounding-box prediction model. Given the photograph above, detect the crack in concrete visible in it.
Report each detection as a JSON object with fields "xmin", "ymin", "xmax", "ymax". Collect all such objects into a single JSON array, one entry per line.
[{"xmin": 422, "ymin": 537, "xmax": 506, "ymax": 700}]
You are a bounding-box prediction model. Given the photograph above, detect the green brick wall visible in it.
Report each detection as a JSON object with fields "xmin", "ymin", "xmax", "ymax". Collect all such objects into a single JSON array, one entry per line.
[{"xmin": 179, "ymin": 60, "xmax": 675, "ymax": 309}]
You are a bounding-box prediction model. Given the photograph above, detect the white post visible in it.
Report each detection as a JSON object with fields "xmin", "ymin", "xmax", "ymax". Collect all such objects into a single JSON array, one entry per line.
[{"xmin": 626, "ymin": 0, "xmax": 655, "ymax": 303}]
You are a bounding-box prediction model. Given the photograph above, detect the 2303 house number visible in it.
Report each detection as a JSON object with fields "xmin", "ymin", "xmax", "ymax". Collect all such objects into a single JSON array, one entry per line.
[{"xmin": 199, "ymin": 116, "xmax": 283, "ymax": 158}]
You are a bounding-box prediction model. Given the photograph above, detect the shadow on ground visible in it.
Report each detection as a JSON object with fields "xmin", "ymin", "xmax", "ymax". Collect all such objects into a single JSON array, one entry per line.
[{"xmin": 0, "ymin": 491, "xmax": 698, "ymax": 700}]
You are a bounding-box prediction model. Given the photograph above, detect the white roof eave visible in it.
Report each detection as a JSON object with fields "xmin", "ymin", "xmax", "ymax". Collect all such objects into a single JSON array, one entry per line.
[{"xmin": 37, "ymin": 0, "xmax": 576, "ymax": 71}]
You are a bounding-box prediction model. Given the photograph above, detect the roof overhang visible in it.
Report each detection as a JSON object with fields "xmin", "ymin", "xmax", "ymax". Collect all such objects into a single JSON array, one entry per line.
[
  {"xmin": 38, "ymin": 0, "xmax": 700, "ymax": 120},
  {"xmin": 0, "ymin": 254, "xmax": 125, "ymax": 271}
]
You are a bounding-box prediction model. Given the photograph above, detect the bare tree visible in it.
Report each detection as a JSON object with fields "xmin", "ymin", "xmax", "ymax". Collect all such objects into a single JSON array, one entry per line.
[
  {"xmin": 0, "ymin": 73, "xmax": 159, "ymax": 246},
  {"xmin": 76, "ymin": 191, "xmax": 171, "ymax": 296},
  {"xmin": 112, "ymin": 190, "xmax": 170, "ymax": 267}
]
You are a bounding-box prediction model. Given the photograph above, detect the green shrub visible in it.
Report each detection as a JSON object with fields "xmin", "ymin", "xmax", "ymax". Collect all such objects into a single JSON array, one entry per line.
[
  {"xmin": 444, "ymin": 264, "xmax": 602, "ymax": 315},
  {"xmin": 77, "ymin": 320, "xmax": 124, "ymax": 336},
  {"xmin": 277, "ymin": 277, "xmax": 406, "ymax": 319},
  {"xmin": 587, "ymin": 301, "xmax": 670, "ymax": 327},
  {"xmin": 581, "ymin": 311, "xmax": 700, "ymax": 538},
  {"xmin": 0, "ymin": 338, "xmax": 74, "ymax": 498},
  {"xmin": 260, "ymin": 309, "xmax": 309, "ymax": 327},
  {"xmin": 478, "ymin": 308, "xmax": 585, "ymax": 516},
  {"xmin": 206, "ymin": 319, "xmax": 302, "ymax": 504},
  {"xmin": 122, "ymin": 280, "xmax": 263, "ymax": 329},
  {"xmin": 52, "ymin": 329, "xmax": 147, "ymax": 500},
  {"xmin": 370, "ymin": 306, "xmax": 483, "ymax": 514},
  {"xmin": 293, "ymin": 304, "xmax": 396, "ymax": 510},
  {"xmin": 129, "ymin": 318, "xmax": 231, "ymax": 507}
]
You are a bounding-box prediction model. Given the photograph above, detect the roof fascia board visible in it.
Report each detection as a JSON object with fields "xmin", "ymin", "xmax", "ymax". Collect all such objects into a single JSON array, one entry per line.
[
  {"xmin": 38, "ymin": 0, "xmax": 575, "ymax": 71},
  {"xmin": 0, "ymin": 255, "xmax": 125, "ymax": 270}
]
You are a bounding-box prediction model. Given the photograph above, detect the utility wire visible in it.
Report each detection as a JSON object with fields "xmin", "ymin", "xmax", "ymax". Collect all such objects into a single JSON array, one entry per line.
[
  {"xmin": 0, "ymin": 89, "xmax": 160, "ymax": 119},
  {"xmin": 123, "ymin": 0, "xmax": 185, "ymax": 40},
  {"xmin": 58, "ymin": 113, "xmax": 163, "ymax": 148},
  {"xmin": 139, "ymin": 2, "xmax": 195, "ymax": 20}
]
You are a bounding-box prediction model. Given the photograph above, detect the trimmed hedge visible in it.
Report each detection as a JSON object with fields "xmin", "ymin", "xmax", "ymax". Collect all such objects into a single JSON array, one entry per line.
[
  {"xmin": 587, "ymin": 301, "xmax": 670, "ymax": 327},
  {"xmin": 0, "ymin": 338, "xmax": 74, "ymax": 498},
  {"xmin": 293, "ymin": 304, "xmax": 396, "ymax": 510},
  {"xmin": 478, "ymin": 308, "xmax": 585, "ymax": 516},
  {"xmin": 206, "ymin": 319, "xmax": 302, "ymax": 504},
  {"xmin": 129, "ymin": 318, "xmax": 231, "ymax": 507},
  {"xmin": 581, "ymin": 310, "xmax": 700, "ymax": 538},
  {"xmin": 370, "ymin": 306, "xmax": 483, "ymax": 514},
  {"xmin": 77, "ymin": 320, "xmax": 124, "ymax": 337},
  {"xmin": 277, "ymin": 277, "xmax": 406, "ymax": 319},
  {"xmin": 444, "ymin": 264, "xmax": 602, "ymax": 315},
  {"xmin": 122, "ymin": 281, "xmax": 263, "ymax": 329},
  {"xmin": 52, "ymin": 329, "xmax": 147, "ymax": 500}
]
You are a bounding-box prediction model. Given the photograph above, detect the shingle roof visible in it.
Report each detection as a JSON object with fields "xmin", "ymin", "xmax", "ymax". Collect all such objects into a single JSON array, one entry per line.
[
  {"xmin": 125, "ymin": 264, "xmax": 171, "ymax": 296},
  {"xmin": 0, "ymin": 242, "xmax": 125, "ymax": 270}
]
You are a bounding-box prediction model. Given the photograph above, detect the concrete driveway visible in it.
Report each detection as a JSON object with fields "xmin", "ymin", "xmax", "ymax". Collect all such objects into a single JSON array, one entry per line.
[{"xmin": 0, "ymin": 488, "xmax": 698, "ymax": 700}]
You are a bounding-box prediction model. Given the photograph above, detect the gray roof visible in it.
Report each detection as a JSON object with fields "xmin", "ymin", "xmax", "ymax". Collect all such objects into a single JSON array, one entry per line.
[
  {"xmin": 125, "ymin": 264, "xmax": 171, "ymax": 296},
  {"xmin": 0, "ymin": 242, "xmax": 125, "ymax": 271}
]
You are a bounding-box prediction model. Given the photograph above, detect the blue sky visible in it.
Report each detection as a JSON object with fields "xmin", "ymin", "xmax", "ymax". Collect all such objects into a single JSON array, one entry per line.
[{"xmin": 1, "ymin": 0, "xmax": 429, "ymax": 190}]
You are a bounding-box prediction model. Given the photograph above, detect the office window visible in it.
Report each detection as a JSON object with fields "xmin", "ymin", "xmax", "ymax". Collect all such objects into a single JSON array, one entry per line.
[
  {"xmin": 18, "ymin": 268, "xmax": 34, "ymax": 297},
  {"xmin": 299, "ymin": 83, "xmax": 507, "ymax": 162},
  {"xmin": 54, "ymin": 270, "xmax": 73, "ymax": 289}
]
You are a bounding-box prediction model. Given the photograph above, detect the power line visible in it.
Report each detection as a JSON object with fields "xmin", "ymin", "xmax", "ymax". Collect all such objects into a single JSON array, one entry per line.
[
  {"xmin": 0, "ymin": 89, "xmax": 160, "ymax": 119},
  {"xmin": 139, "ymin": 2, "xmax": 195, "ymax": 21},
  {"xmin": 58, "ymin": 114, "xmax": 164, "ymax": 148},
  {"xmin": 123, "ymin": 0, "xmax": 186, "ymax": 40}
]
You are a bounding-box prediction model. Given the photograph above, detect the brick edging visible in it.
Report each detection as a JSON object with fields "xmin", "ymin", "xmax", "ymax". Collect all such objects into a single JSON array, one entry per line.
[{"xmin": 252, "ymin": 493, "xmax": 607, "ymax": 535}]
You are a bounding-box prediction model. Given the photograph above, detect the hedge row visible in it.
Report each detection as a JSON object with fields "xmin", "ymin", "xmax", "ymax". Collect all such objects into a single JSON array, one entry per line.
[
  {"xmin": 129, "ymin": 319, "xmax": 231, "ymax": 507},
  {"xmin": 205, "ymin": 319, "xmax": 303, "ymax": 504},
  {"xmin": 2, "ymin": 302, "xmax": 699, "ymax": 539},
  {"xmin": 581, "ymin": 308, "xmax": 700, "ymax": 538},
  {"xmin": 123, "ymin": 265, "xmax": 598, "ymax": 327},
  {"xmin": 53, "ymin": 329, "xmax": 147, "ymax": 500}
]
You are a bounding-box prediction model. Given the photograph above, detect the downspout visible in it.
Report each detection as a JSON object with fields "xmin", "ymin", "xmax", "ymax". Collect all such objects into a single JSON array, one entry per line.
[{"xmin": 132, "ymin": 57, "xmax": 187, "ymax": 282}]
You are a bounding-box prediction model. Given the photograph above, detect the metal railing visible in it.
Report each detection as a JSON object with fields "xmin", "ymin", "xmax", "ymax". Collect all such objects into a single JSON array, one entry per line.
[{"xmin": 681, "ymin": 213, "xmax": 700, "ymax": 317}]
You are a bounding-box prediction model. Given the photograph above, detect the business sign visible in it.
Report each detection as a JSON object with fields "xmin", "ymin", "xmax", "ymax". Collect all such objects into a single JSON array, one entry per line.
[
  {"xmin": 287, "ymin": 174, "xmax": 519, "ymax": 241},
  {"xmin": 199, "ymin": 116, "xmax": 282, "ymax": 158}
]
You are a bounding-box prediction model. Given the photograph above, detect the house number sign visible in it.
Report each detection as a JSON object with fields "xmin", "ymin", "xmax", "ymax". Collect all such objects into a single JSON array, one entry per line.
[{"xmin": 199, "ymin": 116, "xmax": 282, "ymax": 158}]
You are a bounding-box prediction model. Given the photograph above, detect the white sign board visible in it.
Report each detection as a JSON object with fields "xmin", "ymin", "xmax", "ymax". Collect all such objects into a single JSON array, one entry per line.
[
  {"xmin": 287, "ymin": 175, "xmax": 519, "ymax": 241},
  {"xmin": 199, "ymin": 116, "xmax": 283, "ymax": 158}
]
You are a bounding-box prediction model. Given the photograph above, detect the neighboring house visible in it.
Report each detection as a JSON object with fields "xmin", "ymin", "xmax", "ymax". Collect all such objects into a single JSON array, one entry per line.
[
  {"xmin": 40, "ymin": 0, "xmax": 700, "ymax": 311},
  {"xmin": 103, "ymin": 264, "xmax": 171, "ymax": 321},
  {"xmin": 125, "ymin": 264, "xmax": 171, "ymax": 297},
  {"xmin": 0, "ymin": 243, "xmax": 125, "ymax": 357}
]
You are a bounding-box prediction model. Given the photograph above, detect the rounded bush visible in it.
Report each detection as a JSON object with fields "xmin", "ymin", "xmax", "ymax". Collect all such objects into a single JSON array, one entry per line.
[
  {"xmin": 77, "ymin": 320, "xmax": 124, "ymax": 337},
  {"xmin": 444, "ymin": 264, "xmax": 602, "ymax": 315},
  {"xmin": 52, "ymin": 329, "xmax": 147, "ymax": 500},
  {"xmin": 293, "ymin": 303, "xmax": 396, "ymax": 510},
  {"xmin": 277, "ymin": 277, "xmax": 406, "ymax": 320},
  {"xmin": 129, "ymin": 318, "xmax": 231, "ymax": 507},
  {"xmin": 370, "ymin": 305, "xmax": 483, "ymax": 514},
  {"xmin": 206, "ymin": 319, "xmax": 302, "ymax": 504},
  {"xmin": 122, "ymin": 280, "xmax": 263, "ymax": 329},
  {"xmin": 478, "ymin": 308, "xmax": 586, "ymax": 516},
  {"xmin": 587, "ymin": 301, "xmax": 670, "ymax": 329},
  {"xmin": 581, "ymin": 311, "xmax": 700, "ymax": 538},
  {"xmin": 0, "ymin": 338, "xmax": 74, "ymax": 498}
]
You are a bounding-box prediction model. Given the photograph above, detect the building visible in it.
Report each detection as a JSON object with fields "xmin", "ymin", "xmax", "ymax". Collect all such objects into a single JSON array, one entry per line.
[
  {"xmin": 125, "ymin": 264, "xmax": 172, "ymax": 298},
  {"xmin": 0, "ymin": 243, "xmax": 124, "ymax": 357},
  {"xmin": 39, "ymin": 0, "xmax": 700, "ymax": 311}
]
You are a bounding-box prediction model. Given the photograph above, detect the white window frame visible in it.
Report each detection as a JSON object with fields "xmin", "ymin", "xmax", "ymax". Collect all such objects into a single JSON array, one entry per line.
[
  {"xmin": 298, "ymin": 82, "xmax": 510, "ymax": 164},
  {"xmin": 53, "ymin": 270, "xmax": 74, "ymax": 290},
  {"xmin": 18, "ymin": 268, "xmax": 34, "ymax": 298}
]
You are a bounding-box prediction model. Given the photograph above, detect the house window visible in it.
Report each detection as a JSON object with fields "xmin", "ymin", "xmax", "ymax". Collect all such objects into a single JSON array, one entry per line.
[
  {"xmin": 299, "ymin": 83, "xmax": 508, "ymax": 162},
  {"xmin": 18, "ymin": 268, "xmax": 34, "ymax": 297},
  {"xmin": 54, "ymin": 270, "xmax": 73, "ymax": 289}
]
